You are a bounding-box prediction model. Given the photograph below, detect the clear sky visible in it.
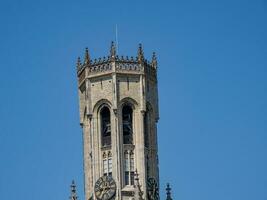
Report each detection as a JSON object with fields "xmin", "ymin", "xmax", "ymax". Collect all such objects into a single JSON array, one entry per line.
[{"xmin": 0, "ymin": 0, "xmax": 266, "ymax": 200}]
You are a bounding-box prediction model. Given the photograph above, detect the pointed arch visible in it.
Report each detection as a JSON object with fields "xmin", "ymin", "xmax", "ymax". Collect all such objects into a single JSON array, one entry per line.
[
  {"xmin": 119, "ymin": 97, "xmax": 138, "ymax": 145},
  {"xmin": 93, "ymin": 99, "xmax": 112, "ymax": 148},
  {"xmin": 93, "ymin": 99, "xmax": 112, "ymax": 114},
  {"xmin": 119, "ymin": 97, "xmax": 138, "ymax": 110},
  {"xmin": 100, "ymin": 106, "xmax": 111, "ymax": 147}
]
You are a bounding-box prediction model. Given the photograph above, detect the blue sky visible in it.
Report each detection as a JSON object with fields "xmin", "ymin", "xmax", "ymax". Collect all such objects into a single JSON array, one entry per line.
[{"xmin": 0, "ymin": 0, "xmax": 266, "ymax": 200}]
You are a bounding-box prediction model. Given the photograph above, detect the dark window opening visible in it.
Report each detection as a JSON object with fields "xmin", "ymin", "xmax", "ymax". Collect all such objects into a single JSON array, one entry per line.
[
  {"xmin": 130, "ymin": 172, "xmax": 135, "ymax": 185},
  {"xmin": 125, "ymin": 172, "xmax": 129, "ymax": 185},
  {"xmin": 101, "ymin": 107, "xmax": 111, "ymax": 147},
  {"xmin": 122, "ymin": 105, "xmax": 133, "ymax": 144}
]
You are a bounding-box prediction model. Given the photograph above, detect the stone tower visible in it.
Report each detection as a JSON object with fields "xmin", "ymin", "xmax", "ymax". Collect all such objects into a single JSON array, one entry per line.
[{"xmin": 76, "ymin": 42, "xmax": 160, "ymax": 200}]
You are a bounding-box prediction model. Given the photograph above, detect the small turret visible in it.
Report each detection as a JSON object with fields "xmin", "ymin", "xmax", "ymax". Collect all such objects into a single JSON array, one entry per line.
[{"xmin": 69, "ymin": 180, "xmax": 78, "ymax": 200}]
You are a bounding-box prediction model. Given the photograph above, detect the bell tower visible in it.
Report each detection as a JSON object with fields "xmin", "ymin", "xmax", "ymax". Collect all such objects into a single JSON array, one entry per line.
[{"xmin": 76, "ymin": 42, "xmax": 160, "ymax": 200}]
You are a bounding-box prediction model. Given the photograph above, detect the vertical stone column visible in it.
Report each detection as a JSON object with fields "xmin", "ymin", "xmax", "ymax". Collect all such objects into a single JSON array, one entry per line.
[
  {"xmin": 154, "ymin": 123, "xmax": 160, "ymax": 184},
  {"xmin": 111, "ymin": 61, "xmax": 121, "ymax": 200},
  {"xmin": 92, "ymin": 112, "xmax": 100, "ymax": 200},
  {"xmin": 83, "ymin": 116, "xmax": 92, "ymax": 200},
  {"xmin": 139, "ymin": 72, "xmax": 147, "ymax": 199},
  {"xmin": 150, "ymin": 118, "xmax": 158, "ymax": 184},
  {"xmin": 86, "ymin": 74, "xmax": 92, "ymax": 115},
  {"xmin": 112, "ymin": 109, "xmax": 121, "ymax": 200},
  {"xmin": 137, "ymin": 110, "xmax": 147, "ymax": 198}
]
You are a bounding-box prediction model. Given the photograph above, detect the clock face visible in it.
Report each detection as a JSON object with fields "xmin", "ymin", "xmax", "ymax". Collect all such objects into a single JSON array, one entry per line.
[
  {"xmin": 147, "ymin": 177, "xmax": 159, "ymax": 200},
  {"xmin": 94, "ymin": 176, "xmax": 116, "ymax": 200}
]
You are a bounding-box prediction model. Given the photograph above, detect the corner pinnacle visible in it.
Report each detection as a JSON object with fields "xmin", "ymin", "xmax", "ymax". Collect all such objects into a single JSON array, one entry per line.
[
  {"xmin": 84, "ymin": 47, "xmax": 90, "ymax": 65},
  {"xmin": 76, "ymin": 57, "xmax": 81, "ymax": 70},
  {"xmin": 137, "ymin": 43, "xmax": 144, "ymax": 62},
  {"xmin": 152, "ymin": 52, "xmax": 157, "ymax": 68}
]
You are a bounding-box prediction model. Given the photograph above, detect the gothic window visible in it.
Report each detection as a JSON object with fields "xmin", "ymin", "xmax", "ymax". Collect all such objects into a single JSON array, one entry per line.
[
  {"xmin": 122, "ymin": 105, "xmax": 133, "ymax": 144},
  {"xmin": 100, "ymin": 106, "xmax": 111, "ymax": 147},
  {"xmin": 103, "ymin": 152, "xmax": 112, "ymax": 176},
  {"xmin": 124, "ymin": 151, "xmax": 135, "ymax": 186}
]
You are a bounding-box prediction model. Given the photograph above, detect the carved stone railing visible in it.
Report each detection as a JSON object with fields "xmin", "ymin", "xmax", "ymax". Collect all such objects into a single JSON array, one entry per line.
[
  {"xmin": 116, "ymin": 61, "xmax": 141, "ymax": 72},
  {"xmin": 77, "ymin": 55, "xmax": 157, "ymax": 80},
  {"xmin": 88, "ymin": 62, "xmax": 112, "ymax": 74}
]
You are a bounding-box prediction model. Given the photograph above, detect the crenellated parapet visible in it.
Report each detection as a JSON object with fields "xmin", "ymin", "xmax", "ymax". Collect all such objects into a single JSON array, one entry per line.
[{"xmin": 77, "ymin": 42, "xmax": 157, "ymax": 85}]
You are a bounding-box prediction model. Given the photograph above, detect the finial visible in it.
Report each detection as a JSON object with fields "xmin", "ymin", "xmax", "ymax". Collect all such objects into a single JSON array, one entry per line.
[
  {"xmin": 110, "ymin": 41, "xmax": 116, "ymax": 59},
  {"xmin": 76, "ymin": 57, "xmax": 81, "ymax": 70},
  {"xmin": 137, "ymin": 43, "xmax": 144, "ymax": 62},
  {"xmin": 152, "ymin": 52, "xmax": 157, "ymax": 68},
  {"xmin": 166, "ymin": 183, "xmax": 172, "ymax": 200},
  {"xmin": 84, "ymin": 47, "xmax": 90, "ymax": 65},
  {"xmin": 69, "ymin": 180, "xmax": 78, "ymax": 200}
]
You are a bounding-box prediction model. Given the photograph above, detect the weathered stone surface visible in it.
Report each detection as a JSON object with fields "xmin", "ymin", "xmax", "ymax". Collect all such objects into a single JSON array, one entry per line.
[{"xmin": 77, "ymin": 44, "xmax": 159, "ymax": 200}]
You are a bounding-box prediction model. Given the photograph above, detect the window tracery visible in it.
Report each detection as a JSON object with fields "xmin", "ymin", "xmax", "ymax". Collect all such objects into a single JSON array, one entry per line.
[
  {"xmin": 124, "ymin": 150, "xmax": 135, "ymax": 186},
  {"xmin": 103, "ymin": 151, "xmax": 112, "ymax": 176}
]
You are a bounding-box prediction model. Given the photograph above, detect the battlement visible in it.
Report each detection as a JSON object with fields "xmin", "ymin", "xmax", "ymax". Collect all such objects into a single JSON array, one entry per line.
[{"xmin": 76, "ymin": 42, "xmax": 157, "ymax": 84}]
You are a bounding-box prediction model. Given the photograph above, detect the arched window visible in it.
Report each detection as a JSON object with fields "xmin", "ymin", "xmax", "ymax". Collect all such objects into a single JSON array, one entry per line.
[
  {"xmin": 100, "ymin": 106, "xmax": 111, "ymax": 147},
  {"xmin": 122, "ymin": 105, "xmax": 133, "ymax": 144}
]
